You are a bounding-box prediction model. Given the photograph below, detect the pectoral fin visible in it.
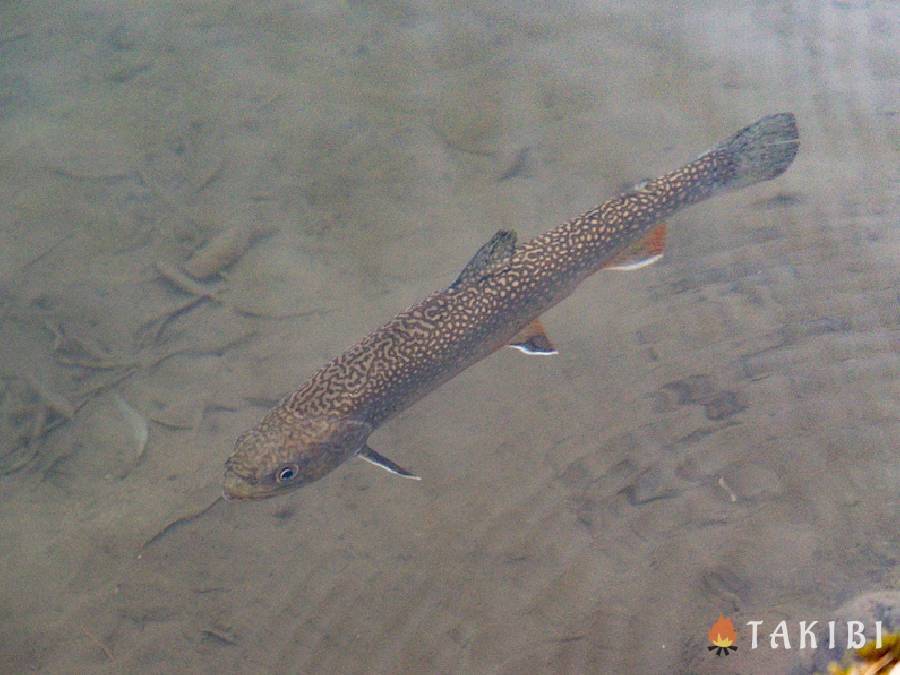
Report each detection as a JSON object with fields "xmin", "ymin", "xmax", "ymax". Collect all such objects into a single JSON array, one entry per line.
[
  {"xmin": 451, "ymin": 229, "xmax": 518, "ymax": 289},
  {"xmin": 604, "ymin": 222, "xmax": 667, "ymax": 271},
  {"xmin": 508, "ymin": 318, "xmax": 558, "ymax": 355},
  {"xmin": 357, "ymin": 445, "xmax": 421, "ymax": 480}
]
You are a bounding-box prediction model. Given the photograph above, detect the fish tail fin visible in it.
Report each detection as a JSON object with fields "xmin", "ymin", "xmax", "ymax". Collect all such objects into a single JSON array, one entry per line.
[
  {"xmin": 708, "ymin": 112, "xmax": 799, "ymax": 192},
  {"xmin": 609, "ymin": 114, "xmax": 798, "ymax": 231}
]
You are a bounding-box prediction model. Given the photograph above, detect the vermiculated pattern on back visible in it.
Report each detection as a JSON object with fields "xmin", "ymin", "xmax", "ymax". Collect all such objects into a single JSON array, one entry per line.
[
  {"xmin": 279, "ymin": 115, "xmax": 796, "ymax": 425},
  {"xmin": 225, "ymin": 113, "xmax": 799, "ymax": 500}
]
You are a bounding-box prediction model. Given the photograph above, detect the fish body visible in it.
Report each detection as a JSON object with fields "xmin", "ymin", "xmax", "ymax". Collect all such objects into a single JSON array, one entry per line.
[{"xmin": 224, "ymin": 113, "xmax": 799, "ymax": 500}]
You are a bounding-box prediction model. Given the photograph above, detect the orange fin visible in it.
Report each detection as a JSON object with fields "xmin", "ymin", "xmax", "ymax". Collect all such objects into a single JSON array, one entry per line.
[
  {"xmin": 508, "ymin": 319, "xmax": 558, "ymax": 355},
  {"xmin": 604, "ymin": 222, "xmax": 666, "ymax": 271}
]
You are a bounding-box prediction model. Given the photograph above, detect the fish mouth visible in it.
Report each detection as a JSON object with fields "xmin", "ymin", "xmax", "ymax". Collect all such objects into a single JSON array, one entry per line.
[{"xmin": 223, "ymin": 471, "xmax": 278, "ymax": 501}]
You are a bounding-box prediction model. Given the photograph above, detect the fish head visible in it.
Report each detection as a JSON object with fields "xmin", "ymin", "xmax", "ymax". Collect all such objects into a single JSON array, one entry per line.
[{"xmin": 223, "ymin": 414, "xmax": 371, "ymax": 501}]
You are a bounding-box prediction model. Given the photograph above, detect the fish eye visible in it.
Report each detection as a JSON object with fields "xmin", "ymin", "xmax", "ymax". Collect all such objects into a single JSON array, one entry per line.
[{"xmin": 276, "ymin": 465, "xmax": 298, "ymax": 483}]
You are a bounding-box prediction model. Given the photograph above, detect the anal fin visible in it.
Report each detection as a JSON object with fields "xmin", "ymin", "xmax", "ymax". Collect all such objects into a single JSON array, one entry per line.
[
  {"xmin": 358, "ymin": 445, "xmax": 421, "ymax": 480},
  {"xmin": 508, "ymin": 318, "xmax": 558, "ymax": 355},
  {"xmin": 604, "ymin": 222, "xmax": 667, "ymax": 271}
]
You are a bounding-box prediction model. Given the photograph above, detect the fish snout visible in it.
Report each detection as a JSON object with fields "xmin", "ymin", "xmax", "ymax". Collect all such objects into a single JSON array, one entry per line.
[{"xmin": 223, "ymin": 470, "xmax": 271, "ymax": 501}]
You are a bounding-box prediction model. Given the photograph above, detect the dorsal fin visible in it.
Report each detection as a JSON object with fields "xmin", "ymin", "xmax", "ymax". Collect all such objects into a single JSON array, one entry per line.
[
  {"xmin": 450, "ymin": 229, "xmax": 517, "ymax": 289},
  {"xmin": 508, "ymin": 318, "xmax": 558, "ymax": 355},
  {"xmin": 604, "ymin": 222, "xmax": 667, "ymax": 271}
]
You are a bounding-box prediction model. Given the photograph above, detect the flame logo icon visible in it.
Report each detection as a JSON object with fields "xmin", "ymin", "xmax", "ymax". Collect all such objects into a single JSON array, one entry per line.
[{"xmin": 707, "ymin": 614, "xmax": 738, "ymax": 656}]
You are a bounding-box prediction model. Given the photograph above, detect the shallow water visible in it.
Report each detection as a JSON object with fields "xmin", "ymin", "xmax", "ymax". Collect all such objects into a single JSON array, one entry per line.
[{"xmin": 1, "ymin": 2, "xmax": 897, "ymax": 673}]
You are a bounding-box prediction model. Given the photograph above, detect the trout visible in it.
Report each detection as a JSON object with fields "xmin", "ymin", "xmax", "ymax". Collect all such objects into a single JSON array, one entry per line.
[{"xmin": 224, "ymin": 113, "xmax": 799, "ymax": 500}]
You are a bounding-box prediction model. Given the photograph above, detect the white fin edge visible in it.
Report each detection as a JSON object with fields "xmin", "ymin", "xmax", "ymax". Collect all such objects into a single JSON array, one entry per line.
[
  {"xmin": 605, "ymin": 253, "xmax": 663, "ymax": 271},
  {"xmin": 358, "ymin": 450, "xmax": 422, "ymax": 480},
  {"xmin": 507, "ymin": 344, "xmax": 559, "ymax": 356}
]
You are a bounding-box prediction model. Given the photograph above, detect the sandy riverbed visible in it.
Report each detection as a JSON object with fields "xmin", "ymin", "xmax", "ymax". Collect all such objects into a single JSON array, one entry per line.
[{"xmin": 1, "ymin": 2, "xmax": 897, "ymax": 673}]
